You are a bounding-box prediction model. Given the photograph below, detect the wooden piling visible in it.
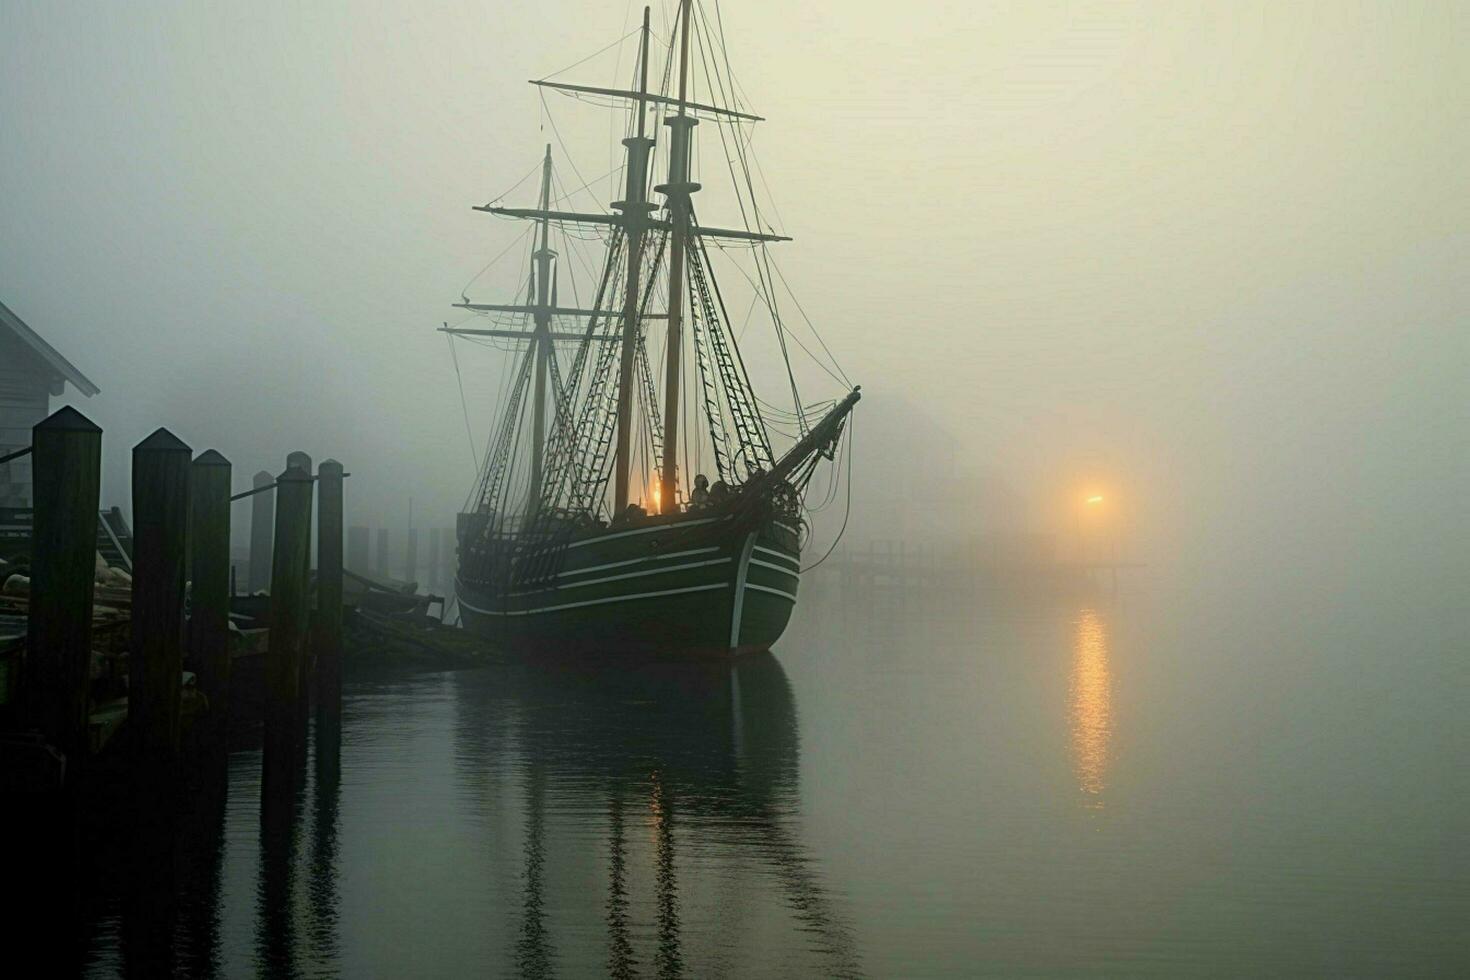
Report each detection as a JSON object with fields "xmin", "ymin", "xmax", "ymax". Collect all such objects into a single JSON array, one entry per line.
[
  {"xmin": 286, "ymin": 451, "xmax": 313, "ymax": 727},
  {"xmin": 248, "ymin": 470, "xmax": 274, "ymax": 593},
  {"xmin": 440, "ymin": 528, "xmax": 452, "ymax": 586},
  {"xmin": 405, "ymin": 528, "xmax": 418, "ymax": 590},
  {"xmin": 347, "ymin": 525, "xmax": 369, "ymax": 575},
  {"xmin": 263, "ymin": 463, "xmax": 312, "ymax": 791},
  {"xmin": 188, "ymin": 450, "xmax": 232, "ymax": 730},
  {"xmin": 315, "ymin": 460, "xmax": 344, "ymax": 719},
  {"xmin": 286, "ymin": 452, "xmax": 313, "ymax": 580},
  {"xmin": 24, "ymin": 406, "xmax": 102, "ymax": 774},
  {"xmin": 131, "ymin": 427, "xmax": 192, "ymax": 762}
]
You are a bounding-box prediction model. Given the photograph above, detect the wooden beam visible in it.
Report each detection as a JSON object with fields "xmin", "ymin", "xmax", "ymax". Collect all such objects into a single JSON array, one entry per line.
[
  {"xmin": 473, "ymin": 207, "xmax": 788, "ymax": 243},
  {"xmin": 452, "ymin": 303, "xmax": 666, "ymax": 319},
  {"xmin": 529, "ymin": 78, "xmax": 763, "ymax": 122},
  {"xmin": 473, "ymin": 205, "xmax": 620, "ymax": 225},
  {"xmin": 439, "ymin": 327, "xmax": 620, "ymax": 343},
  {"xmin": 692, "ymin": 224, "xmax": 791, "ymax": 243}
]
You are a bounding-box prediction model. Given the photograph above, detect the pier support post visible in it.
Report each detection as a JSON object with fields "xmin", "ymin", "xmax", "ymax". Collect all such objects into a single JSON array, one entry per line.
[
  {"xmin": 131, "ymin": 428, "xmax": 192, "ymax": 763},
  {"xmin": 347, "ymin": 525, "xmax": 369, "ymax": 575},
  {"xmin": 189, "ymin": 450, "xmax": 232, "ymax": 732},
  {"xmin": 286, "ymin": 451, "xmax": 313, "ymax": 580},
  {"xmin": 24, "ymin": 407, "xmax": 101, "ymax": 775},
  {"xmin": 315, "ymin": 460, "xmax": 344, "ymax": 721},
  {"xmin": 405, "ymin": 528, "xmax": 418, "ymax": 590},
  {"xmin": 263, "ymin": 463, "xmax": 312, "ymax": 794},
  {"xmin": 443, "ymin": 528, "xmax": 455, "ymax": 590},
  {"xmin": 248, "ymin": 470, "xmax": 274, "ymax": 593},
  {"xmin": 286, "ymin": 451, "xmax": 313, "ymax": 725}
]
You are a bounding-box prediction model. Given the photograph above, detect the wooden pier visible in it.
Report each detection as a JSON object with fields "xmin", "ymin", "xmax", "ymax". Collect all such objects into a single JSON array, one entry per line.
[{"xmin": 0, "ymin": 406, "xmax": 354, "ymax": 792}]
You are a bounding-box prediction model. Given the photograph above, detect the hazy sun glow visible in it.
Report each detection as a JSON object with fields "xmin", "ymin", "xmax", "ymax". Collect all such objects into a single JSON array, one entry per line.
[{"xmin": 1086, "ymin": 495, "xmax": 1104, "ymax": 505}]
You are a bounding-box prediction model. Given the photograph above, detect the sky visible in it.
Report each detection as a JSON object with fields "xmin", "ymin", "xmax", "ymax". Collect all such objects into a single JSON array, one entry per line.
[{"xmin": 1, "ymin": 0, "xmax": 1465, "ymax": 619}]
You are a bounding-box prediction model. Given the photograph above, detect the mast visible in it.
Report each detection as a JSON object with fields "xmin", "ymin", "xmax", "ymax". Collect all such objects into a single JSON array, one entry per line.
[
  {"xmin": 612, "ymin": 6, "xmax": 655, "ymax": 514},
  {"xmin": 528, "ymin": 144, "xmax": 554, "ymax": 515},
  {"xmin": 658, "ymin": 0, "xmax": 697, "ymax": 514}
]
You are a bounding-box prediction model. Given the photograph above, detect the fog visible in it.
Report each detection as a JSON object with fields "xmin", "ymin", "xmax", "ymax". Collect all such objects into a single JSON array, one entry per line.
[{"xmin": 2, "ymin": 0, "xmax": 1464, "ymax": 627}]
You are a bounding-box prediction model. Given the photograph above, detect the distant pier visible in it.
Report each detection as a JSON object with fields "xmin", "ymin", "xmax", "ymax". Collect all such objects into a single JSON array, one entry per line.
[{"xmin": 819, "ymin": 539, "xmax": 1144, "ymax": 596}]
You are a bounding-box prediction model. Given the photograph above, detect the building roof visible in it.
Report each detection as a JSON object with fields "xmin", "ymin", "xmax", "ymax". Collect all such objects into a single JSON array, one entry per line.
[{"xmin": 0, "ymin": 298, "xmax": 99, "ymax": 397}]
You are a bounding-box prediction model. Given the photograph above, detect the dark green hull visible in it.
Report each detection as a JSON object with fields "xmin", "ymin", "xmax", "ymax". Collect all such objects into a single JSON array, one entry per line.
[{"xmin": 457, "ymin": 512, "xmax": 801, "ymax": 656}]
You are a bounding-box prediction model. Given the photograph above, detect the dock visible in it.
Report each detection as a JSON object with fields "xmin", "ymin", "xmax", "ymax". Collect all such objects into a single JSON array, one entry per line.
[{"xmin": 0, "ymin": 407, "xmax": 494, "ymax": 799}]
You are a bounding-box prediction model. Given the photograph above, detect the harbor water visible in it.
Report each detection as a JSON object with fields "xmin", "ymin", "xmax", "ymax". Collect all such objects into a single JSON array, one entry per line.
[{"xmin": 76, "ymin": 572, "xmax": 1467, "ymax": 977}]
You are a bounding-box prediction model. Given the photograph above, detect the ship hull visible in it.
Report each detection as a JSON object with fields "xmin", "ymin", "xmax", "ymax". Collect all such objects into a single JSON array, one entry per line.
[{"xmin": 456, "ymin": 512, "xmax": 801, "ymax": 657}]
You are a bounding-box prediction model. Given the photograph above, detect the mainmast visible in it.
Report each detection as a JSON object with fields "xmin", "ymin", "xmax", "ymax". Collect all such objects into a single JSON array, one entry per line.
[
  {"xmin": 612, "ymin": 7, "xmax": 654, "ymax": 515},
  {"xmin": 528, "ymin": 144, "xmax": 554, "ymax": 515},
  {"xmin": 657, "ymin": 0, "xmax": 697, "ymax": 514}
]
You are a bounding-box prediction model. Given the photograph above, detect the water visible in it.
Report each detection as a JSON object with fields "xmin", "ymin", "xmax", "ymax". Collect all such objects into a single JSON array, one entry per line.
[{"xmin": 76, "ymin": 576, "xmax": 1467, "ymax": 976}]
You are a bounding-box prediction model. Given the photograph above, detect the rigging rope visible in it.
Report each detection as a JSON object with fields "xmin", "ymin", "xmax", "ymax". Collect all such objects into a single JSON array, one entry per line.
[
  {"xmin": 540, "ymin": 25, "xmax": 647, "ymax": 81},
  {"xmin": 446, "ymin": 331, "xmax": 480, "ymax": 474},
  {"xmin": 801, "ymin": 416, "xmax": 854, "ymax": 573}
]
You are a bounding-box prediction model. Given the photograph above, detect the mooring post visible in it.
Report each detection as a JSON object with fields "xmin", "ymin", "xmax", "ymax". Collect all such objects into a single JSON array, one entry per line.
[
  {"xmin": 131, "ymin": 428, "xmax": 192, "ymax": 763},
  {"xmin": 315, "ymin": 460, "xmax": 344, "ymax": 721},
  {"xmin": 263, "ymin": 463, "xmax": 312, "ymax": 795},
  {"xmin": 286, "ymin": 451, "xmax": 313, "ymax": 579},
  {"xmin": 248, "ymin": 469, "xmax": 274, "ymax": 593},
  {"xmin": 405, "ymin": 527, "xmax": 418, "ymax": 591},
  {"xmin": 24, "ymin": 407, "xmax": 102, "ymax": 775},
  {"xmin": 442, "ymin": 527, "xmax": 454, "ymax": 588},
  {"xmin": 189, "ymin": 450, "xmax": 232, "ymax": 733},
  {"xmin": 286, "ymin": 451, "xmax": 313, "ymax": 727},
  {"xmin": 347, "ymin": 525, "xmax": 369, "ymax": 575}
]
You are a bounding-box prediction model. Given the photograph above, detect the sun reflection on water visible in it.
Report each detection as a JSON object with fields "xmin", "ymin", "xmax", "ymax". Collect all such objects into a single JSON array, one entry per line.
[{"xmin": 1069, "ymin": 608, "xmax": 1112, "ymax": 808}]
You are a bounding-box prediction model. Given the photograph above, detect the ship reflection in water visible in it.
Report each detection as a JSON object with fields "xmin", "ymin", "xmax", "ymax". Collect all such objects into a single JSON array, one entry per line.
[
  {"xmin": 459, "ymin": 654, "xmax": 861, "ymax": 979},
  {"xmin": 78, "ymin": 653, "xmax": 861, "ymax": 978},
  {"xmin": 1069, "ymin": 607, "xmax": 1113, "ymax": 808}
]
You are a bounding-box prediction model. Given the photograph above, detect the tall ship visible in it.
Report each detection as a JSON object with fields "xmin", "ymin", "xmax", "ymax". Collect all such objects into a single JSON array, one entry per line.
[{"xmin": 444, "ymin": 0, "xmax": 859, "ymax": 655}]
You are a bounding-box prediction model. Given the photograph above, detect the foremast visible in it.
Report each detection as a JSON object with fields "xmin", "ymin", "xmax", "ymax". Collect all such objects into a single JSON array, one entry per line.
[
  {"xmin": 657, "ymin": 0, "xmax": 697, "ymax": 515},
  {"xmin": 529, "ymin": 145, "xmax": 554, "ymax": 515},
  {"xmin": 612, "ymin": 6, "xmax": 654, "ymax": 515}
]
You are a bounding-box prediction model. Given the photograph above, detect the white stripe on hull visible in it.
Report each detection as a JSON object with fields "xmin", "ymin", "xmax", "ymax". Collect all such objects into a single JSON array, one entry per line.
[
  {"xmin": 549, "ymin": 546, "xmax": 719, "ymax": 580},
  {"xmin": 752, "ymin": 545, "xmax": 799, "ymax": 570},
  {"xmin": 744, "ymin": 582, "xmax": 797, "ymax": 602},
  {"xmin": 559, "ymin": 516, "xmax": 724, "ymax": 552},
  {"xmin": 510, "ymin": 556, "xmax": 730, "ymax": 595},
  {"xmin": 460, "ymin": 581, "xmax": 726, "ymax": 617},
  {"xmin": 748, "ymin": 557, "xmax": 799, "ymax": 578}
]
